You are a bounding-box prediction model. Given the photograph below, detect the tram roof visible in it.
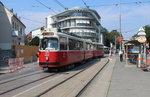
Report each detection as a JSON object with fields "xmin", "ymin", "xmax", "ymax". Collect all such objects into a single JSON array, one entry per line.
[{"xmin": 58, "ymin": 32, "xmax": 84, "ymax": 41}]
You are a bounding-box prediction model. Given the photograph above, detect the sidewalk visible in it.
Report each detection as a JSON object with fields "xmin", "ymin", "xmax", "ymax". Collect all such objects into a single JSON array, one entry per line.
[
  {"xmin": 107, "ymin": 55, "xmax": 150, "ymax": 97},
  {"xmin": 0, "ymin": 60, "xmax": 39, "ymax": 74},
  {"xmin": 80, "ymin": 55, "xmax": 150, "ymax": 97}
]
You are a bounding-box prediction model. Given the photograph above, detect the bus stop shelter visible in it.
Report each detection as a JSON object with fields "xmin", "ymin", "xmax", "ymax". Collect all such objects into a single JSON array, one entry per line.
[{"xmin": 124, "ymin": 40, "xmax": 142, "ymax": 66}]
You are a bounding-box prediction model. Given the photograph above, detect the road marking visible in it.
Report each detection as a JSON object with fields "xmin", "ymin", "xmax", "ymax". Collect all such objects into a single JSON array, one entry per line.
[{"xmin": 12, "ymin": 75, "xmax": 63, "ymax": 97}]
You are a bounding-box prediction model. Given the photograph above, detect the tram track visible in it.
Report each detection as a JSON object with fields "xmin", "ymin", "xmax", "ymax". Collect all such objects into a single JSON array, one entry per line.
[
  {"xmin": 0, "ymin": 70, "xmax": 43, "ymax": 85},
  {"xmin": 76, "ymin": 58, "xmax": 109, "ymax": 97},
  {"xmin": 36, "ymin": 58, "xmax": 109, "ymax": 97},
  {"xmin": 36, "ymin": 67, "xmax": 86, "ymax": 97},
  {"xmin": 0, "ymin": 73, "xmax": 57, "ymax": 96},
  {"xmin": 10, "ymin": 58, "xmax": 101, "ymax": 97},
  {"xmin": 0, "ymin": 57, "xmax": 109, "ymax": 97}
]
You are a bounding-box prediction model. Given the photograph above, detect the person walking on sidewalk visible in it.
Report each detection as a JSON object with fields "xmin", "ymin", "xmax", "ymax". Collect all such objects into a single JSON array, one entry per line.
[
  {"xmin": 109, "ymin": 49, "xmax": 112, "ymax": 57},
  {"xmin": 119, "ymin": 50, "xmax": 123, "ymax": 62}
]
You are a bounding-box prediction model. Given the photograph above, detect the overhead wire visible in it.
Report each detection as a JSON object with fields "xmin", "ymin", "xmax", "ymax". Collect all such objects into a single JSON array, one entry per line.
[
  {"xmin": 81, "ymin": 0, "xmax": 89, "ymax": 8},
  {"xmin": 35, "ymin": 0, "xmax": 56, "ymax": 13},
  {"xmin": 53, "ymin": 0, "xmax": 68, "ymax": 10},
  {"xmin": 122, "ymin": 24, "xmax": 150, "ymax": 33},
  {"xmin": 20, "ymin": 16, "xmax": 45, "ymax": 24},
  {"xmin": 88, "ymin": 0, "xmax": 150, "ymax": 37},
  {"xmin": 89, "ymin": 0, "xmax": 150, "ymax": 7}
]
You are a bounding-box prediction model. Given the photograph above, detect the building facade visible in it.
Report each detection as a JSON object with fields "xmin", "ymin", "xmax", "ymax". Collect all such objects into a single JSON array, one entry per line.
[
  {"xmin": 30, "ymin": 27, "xmax": 44, "ymax": 39},
  {"xmin": 0, "ymin": 2, "xmax": 26, "ymax": 50},
  {"xmin": 46, "ymin": 7, "xmax": 104, "ymax": 43}
]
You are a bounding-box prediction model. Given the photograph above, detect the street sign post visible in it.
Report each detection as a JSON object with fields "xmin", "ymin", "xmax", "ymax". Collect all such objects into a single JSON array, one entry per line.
[{"xmin": 136, "ymin": 27, "xmax": 147, "ymax": 68}]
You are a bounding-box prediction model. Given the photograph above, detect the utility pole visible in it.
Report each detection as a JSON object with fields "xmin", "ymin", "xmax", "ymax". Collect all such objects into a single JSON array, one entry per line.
[
  {"xmin": 119, "ymin": 0, "xmax": 122, "ymax": 51},
  {"xmin": 113, "ymin": 30, "xmax": 117, "ymax": 52}
]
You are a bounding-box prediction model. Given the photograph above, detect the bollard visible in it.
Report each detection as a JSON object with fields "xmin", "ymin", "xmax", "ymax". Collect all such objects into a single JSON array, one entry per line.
[{"xmin": 137, "ymin": 54, "xmax": 143, "ymax": 68}]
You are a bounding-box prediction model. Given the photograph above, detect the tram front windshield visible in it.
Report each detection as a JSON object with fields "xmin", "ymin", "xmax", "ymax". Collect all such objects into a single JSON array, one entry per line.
[{"xmin": 40, "ymin": 38, "xmax": 58, "ymax": 50}]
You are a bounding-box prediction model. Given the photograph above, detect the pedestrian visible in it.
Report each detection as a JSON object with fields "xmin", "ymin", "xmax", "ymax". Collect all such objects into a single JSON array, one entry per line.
[
  {"xmin": 119, "ymin": 50, "xmax": 123, "ymax": 62},
  {"xmin": 109, "ymin": 49, "xmax": 112, "ymax": 57}
]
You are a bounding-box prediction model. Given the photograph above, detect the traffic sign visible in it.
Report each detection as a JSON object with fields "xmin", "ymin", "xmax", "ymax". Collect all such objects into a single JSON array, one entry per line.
[{"xmin": 118, "ymin": 36, "xmax": 123, "ymax": 42}]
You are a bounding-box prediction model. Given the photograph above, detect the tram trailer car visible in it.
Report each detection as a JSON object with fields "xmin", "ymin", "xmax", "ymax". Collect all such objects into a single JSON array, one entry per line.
[
  {"xmin": 38, "ymin": 28, "xmax": 104, "ymax": 70},
  {"xmin": 93, "ymin": 42, "xmax": 104, "ymax": 58}
]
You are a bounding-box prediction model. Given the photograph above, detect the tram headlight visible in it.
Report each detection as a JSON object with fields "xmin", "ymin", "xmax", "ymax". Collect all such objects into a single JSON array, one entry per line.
[{"xmin": 46, "ymin": 56, "xmax": 49, "ymax": 61}]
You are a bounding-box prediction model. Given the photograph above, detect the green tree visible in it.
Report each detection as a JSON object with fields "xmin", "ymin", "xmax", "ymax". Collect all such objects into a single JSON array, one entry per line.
[
  {"xmin": 108, "ymin": 30, "xmax": 120, "ymax": 49},
  {"xmin": 145, "ymin": 25, "xmax": 150, "ymax": 48},
  {"xmin": 132, "ymin": 34, "xmax": 138, "ymax": 38},
  {"xmin": 28, "ymin": 36, "xmax": 39, "ymax": 46},
  {"xmin": 102, "ymin": 28, "xmax": 110, "ymax": 47}
]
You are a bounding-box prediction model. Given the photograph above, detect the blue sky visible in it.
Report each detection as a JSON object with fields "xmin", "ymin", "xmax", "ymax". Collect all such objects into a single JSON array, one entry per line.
[{"xmin": 1, "ymin": 0, "xmax": 150, "ymax": 39}]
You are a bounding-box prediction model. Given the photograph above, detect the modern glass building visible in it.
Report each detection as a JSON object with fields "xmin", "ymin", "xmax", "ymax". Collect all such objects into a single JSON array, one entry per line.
[{"xmin": 46, "ymin": 7, "xmax": 104, "ymax": 43}]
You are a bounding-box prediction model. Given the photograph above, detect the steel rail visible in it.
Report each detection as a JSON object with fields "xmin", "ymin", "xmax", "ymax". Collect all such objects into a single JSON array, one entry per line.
[
  {"xmin": 36, "ymin": 58, "xmax": 108, "ymax": 97},
  {"xmin": 0, "ymin": 73, "xmax": 56, "ymax": 95},
  {"xmin": 0, "ymin": 70, "xmax": 43, "ymax": 85},
  {"xmin": 76, "ymin": 58, "xmax": 109, "ymax": 97}
]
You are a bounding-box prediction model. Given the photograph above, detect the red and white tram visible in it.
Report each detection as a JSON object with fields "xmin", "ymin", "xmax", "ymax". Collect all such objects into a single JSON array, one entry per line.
[{"xmin": 38, "ymin": 28, "xmax": 104, "ymax": 70}]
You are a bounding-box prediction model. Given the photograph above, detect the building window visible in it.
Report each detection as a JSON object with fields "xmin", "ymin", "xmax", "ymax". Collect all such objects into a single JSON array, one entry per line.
[
  {"xmin": 64, "ymin": 21, "xmax": 67, "ymax": 27},
  {"xmin": 66, "ymin": 20, "xmax": 70, "ymax": 27},
  {"xmin": 20, "ymin": 27, "xmax": 24, "ymax": 36},
  {"xmin": 71, "ymin": 12, "xmax": 92, "ymax": 18},
  {"xmin": 70, "ymin": 19, "xmax": 76, "ymax": 26},
  {"xmin": 12, "ymin": 21, "xmax": 15, "ymax": 30}
]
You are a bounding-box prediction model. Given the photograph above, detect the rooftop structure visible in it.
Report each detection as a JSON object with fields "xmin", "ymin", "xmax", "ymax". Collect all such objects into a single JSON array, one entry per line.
[{"xmin": 46, "ymin": 7, "xmax": 104, "ymax": 43}]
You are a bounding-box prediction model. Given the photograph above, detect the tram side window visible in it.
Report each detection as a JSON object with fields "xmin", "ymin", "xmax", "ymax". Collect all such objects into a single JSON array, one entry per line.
[
  {"xmin": 79, "ymin": 41, "xmax": 84, "ymax": 50},
  {"xmin": 97, "ymin": 45, "xmax": 103, "ymax": 50},
  {"xmin": 40, "ymin": 39, "xmax": 47, "ymax": 50},
  {"xmin": 69, "ymin": 39, "xmax": 83, "ymax": 50},
  {"xmin": 93, "ymin": 44, "xmax": 96, "ymax": 50},
  {"xmin": 91, "ymin": 44, "xmax": 93, "ymax": 50},
  {"xmin": 69, "ymin": 39, "xmax": 75, "ymax": 50},
  {"xmin": 60, "ymin": 37, "xmax": 67, "ymax": 50},
  {"xmin": 86, "ymin": 43, "xmax": 90, "ymax": 50}
]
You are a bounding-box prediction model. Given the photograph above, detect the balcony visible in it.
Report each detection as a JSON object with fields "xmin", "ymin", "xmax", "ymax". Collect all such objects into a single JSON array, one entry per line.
[{"xmin": 12, "ymin": 31, "xmax": 18, "ymax": 37}]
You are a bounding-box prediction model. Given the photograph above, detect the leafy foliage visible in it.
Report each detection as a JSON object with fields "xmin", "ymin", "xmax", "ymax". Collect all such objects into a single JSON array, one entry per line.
[
  {"xmin": 108, "ymin": 30, "xmax": 120, "ymax": 48},
  {"xmin": 102, "ymin": 28, "xmax": 110, "ymax": 47},
  {"xmin": 132, "ymin": 34, "xmax": 138, "ymax": 38},
  {"xmin": 28, "ymin": 37, "xmax": 39, "ymax": 46},
  {"xmin": 145, "ymin": 25, "xmax": 150, "ymax": 48}
]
